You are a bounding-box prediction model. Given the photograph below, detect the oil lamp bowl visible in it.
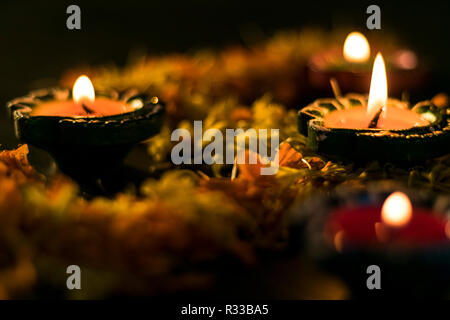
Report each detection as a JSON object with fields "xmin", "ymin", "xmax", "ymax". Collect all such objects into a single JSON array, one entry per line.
[
  {"xmin": 298, "ymin": 94, "xmax": 450, "ymax": 162},
  {"xmin": 7, "ymin": 88, "xmax": 165, "ymax": 181},
  {"xmin": 288, "ymin": 185, "xmax": 450, "ymax": 298}
]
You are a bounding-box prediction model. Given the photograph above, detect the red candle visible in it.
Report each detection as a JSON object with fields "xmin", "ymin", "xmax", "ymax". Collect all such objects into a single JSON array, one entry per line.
[
  {"xmin": 31, "ymin": 75, "xmax": 136, "ymax": 117},
  {"xmin": 323, "ymin": 53, "xmax": 429, "ymax": 130},
  {"xmin": 326, "ymin": 192, "xmax": 449, "ymax": 251}
]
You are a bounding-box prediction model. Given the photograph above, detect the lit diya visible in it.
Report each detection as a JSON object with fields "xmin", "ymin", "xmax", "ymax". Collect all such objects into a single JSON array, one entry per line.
[
  {"xmin": 307, "ymin": 31, "xmax": 429, "ymax": 97},
  {"xmin": 327, "ymin": 191, "xmax": 448, "ymax": 249},
  {"xmin": 298, "ymin": 53, "xmax": 450, "ymax": 162},
  {"xmin": 7, "ymin": 75, "xmax": 164, "ymax": 182},
  {"xmin": 289, "ymin": 187, "xmax": 450, "ymax": 298}
]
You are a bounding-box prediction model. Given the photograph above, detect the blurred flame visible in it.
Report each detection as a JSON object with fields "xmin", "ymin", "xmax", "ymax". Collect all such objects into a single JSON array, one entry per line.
[
  {"xmin": 73, "ymin": 75, "xmax": 95, "ymax": 104},
  {"xmin": 381, "ymin": 192, "xmax": 413, "ymax": 227},
  {"xmin": 367, "ymin": 53, "xmax": 388, "ymax": 116},
  {"xmin": 343, "ymin": 32, "xmax": 371, "ymax": 63}
]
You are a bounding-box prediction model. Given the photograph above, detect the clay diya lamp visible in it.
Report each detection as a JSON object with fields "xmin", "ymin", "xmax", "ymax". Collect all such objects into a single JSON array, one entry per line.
[
  {"xmin": 7, "ymin": 75, "xmax": 165, "ymax": 187},
  {"xmin": 299, "ymin": 53, "xmax": 450, "ymax": 162},
  {"xmin": 289, "ymin": 187, "xmax": 450, "ymax": 298},
  {"xmin": 307, "ymin": 31, "xmax": 429, "ymax": 97}
]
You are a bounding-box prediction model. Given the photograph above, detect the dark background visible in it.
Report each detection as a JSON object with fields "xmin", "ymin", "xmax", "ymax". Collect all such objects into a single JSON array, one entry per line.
[{"xmin": 1, "ymin": 0, "xmax": 450, "ymax": 148}]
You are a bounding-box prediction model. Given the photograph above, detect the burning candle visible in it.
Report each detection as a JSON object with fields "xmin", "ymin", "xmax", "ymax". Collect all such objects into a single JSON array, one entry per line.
[
  {"xmin": 323, "ymin": 53, "xmax": 429, "ymax": 130},
  {"xmin": 31, "ymin": 75, "xmax": 136, "ymax": 117},
  {"xmin": 292, "ymin": 189, "xmax": 450, "ymax": 298},
  {"xmin": 307, "ymin": 31, "xmax": 428, "ymax": 97},
  {"xmin": 8, "ymin": 76, "xmax": 165, "ymax": 189},
  {"xmin": 326, "ymin": 192, "xmax": 449, "ymax": 250},
  {"xmin": 299, "ymin": 49, "xmax": 449, "ymax": 162}
]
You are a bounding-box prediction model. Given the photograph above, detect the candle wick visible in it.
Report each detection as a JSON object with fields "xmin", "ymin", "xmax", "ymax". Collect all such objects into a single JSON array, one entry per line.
[
  {"xmin": 329, "ymin": 78, "xmax": 342, "ymax": 98},
  {"xmin": 368, "ymin": 106, "xmax": 384, "ymax": 128},
  {"xmin": 81, "ymin": 103, "xmax": 95, "ymax": 114}
]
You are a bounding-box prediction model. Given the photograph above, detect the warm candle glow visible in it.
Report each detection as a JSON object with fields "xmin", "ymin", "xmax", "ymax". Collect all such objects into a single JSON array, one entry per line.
[
  {"xmin": 381, "ymin": 192, "xmax": 413, "ymax": 227},
  {"xmin": 367, "ymin": 53, "xmax": 388, "ymax": 116},
  {"xmin": 343, "ymin": 32, "xmax": 371, "ymax": 63},
  {"xmin": 73, "ymin": 75, "xmax": 95, "ymax": 104}
]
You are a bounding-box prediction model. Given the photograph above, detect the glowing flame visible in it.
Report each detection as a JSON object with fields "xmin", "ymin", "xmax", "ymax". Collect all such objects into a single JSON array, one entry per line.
[
  {"xmin": 367, "ymin": 53, "xmax": 388, "ymax": 116},
  {"xmin": 343, "ymin": 32, "xmax": 371, "ymax": 63},
  {"xmin": 381, "ymin": 192, "xmax": 413, "ymax": 227},
  {"xmin": 73, "ymin": 75, "xmax": 95, "ymax": 104}
]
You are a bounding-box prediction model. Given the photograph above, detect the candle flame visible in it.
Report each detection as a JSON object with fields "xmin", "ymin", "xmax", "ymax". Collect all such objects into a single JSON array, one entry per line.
[
  {"xmin": 381, "ymin": 192, "xmax": 412, "ymax": 228},
  {"xmin": 73, "ymin": 75, "xmax": 95, "ymax": 104},
  {"xmin": 343, "ymin": 32, "xmax": 371, "ymax": 63},
  {"xmin": 367, "ymin": 52, "xmax": 388, "ymax": 116}
]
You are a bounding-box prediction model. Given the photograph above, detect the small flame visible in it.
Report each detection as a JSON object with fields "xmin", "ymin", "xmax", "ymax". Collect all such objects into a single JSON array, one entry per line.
[
  {"xmin": 73, "ymin": 75, "xmax": 95, "ymax": 104},
  {"xmin": 381, "ymin": 192, "xmax": 413, "ymax": 227},
  {"xmin": 343, "ymin": 32, "xmax": 371, "ymax": 63},
  {"xmin": 367, "ymin": 53, "xmax": 388, "ymax": 116}
]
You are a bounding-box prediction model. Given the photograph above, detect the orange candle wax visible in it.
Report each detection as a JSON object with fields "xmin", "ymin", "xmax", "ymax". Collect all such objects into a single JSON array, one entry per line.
[
  {"xmin": 324, "ymin": 105, "xmax": 429, "ymax": 130},
  {"xmin": 31, "ymin": 98, "xmax": 133, "ymax": 117},
  {"xmin": 31, "ymin": 75, "xmax": 134, "ymax": 117},
  {"xmin": 323, "ymin": 52, "xmax": 429, "ymax": 130}
]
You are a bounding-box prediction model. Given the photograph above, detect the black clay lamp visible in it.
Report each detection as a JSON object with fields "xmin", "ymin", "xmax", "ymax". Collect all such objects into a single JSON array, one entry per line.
[
  {"xmin": 299, "ymin": 53, "xmax": 450, "ymax": 162},
  {"xmin": 7, "ymin": 75, "xmax": 165, "ymax": 183}
]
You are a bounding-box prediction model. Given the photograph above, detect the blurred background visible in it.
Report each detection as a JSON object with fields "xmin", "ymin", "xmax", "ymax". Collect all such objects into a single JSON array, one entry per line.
[{"xmin": 2, "ymin": 0, "xmax": 450, "ymax": 148}]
